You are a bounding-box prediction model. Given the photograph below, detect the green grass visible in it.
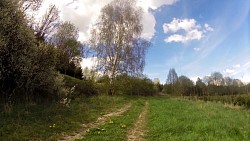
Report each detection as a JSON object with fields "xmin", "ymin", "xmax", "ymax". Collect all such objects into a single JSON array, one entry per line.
[
  {"xmin": 147, "ymin": 97, "xmax": 250, "ymax": 141},
  {"xmin": 2, "ymin": 95, "xmax": 250, "ymax": 141},
  {"xmin": 77, "ymin": 98, "xmax": 146, "ymax": 141},
  {"xmin": 0, "ymin": 95, "xmax": 130, "ymax": 141}
]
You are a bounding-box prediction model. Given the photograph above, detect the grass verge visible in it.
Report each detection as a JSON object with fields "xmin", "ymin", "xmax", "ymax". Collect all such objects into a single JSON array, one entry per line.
[
  {"xmin": 147, "ymin": 97, "xmax": 250, "ymax": 141},
  {"xmin": 77, "ymin": 98, "xmax": 146, "ymax": 141},
  {"xmin": 0, "ymin": 95, "xmax": 130, "ymax": 141}
]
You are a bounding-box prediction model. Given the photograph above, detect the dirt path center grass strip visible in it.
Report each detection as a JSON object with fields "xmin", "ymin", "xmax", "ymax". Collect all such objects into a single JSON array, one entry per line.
[
  {"xmin": 58, "ymin": 102, "xmax": 132, "ymax": 141},
  {"xmin": 77, "ymin": 99, "xmax": 146, "ymax": 141},
  {"xmin": 127, "ymin": 101, "xmax": 149, "ymax": 141},
  {"xmin": 147, "ymin": 97, "xmax": 250, "ymax": 141}
]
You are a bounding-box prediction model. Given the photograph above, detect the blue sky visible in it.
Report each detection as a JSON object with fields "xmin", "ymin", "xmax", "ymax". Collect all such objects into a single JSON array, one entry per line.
[
  {"xmin": 144, "ymin": 0, "xmax": 250, "ymax": 83},
  {"xmin": 39, "ymin": 0, "xmax": 249, "ymax": 83}
]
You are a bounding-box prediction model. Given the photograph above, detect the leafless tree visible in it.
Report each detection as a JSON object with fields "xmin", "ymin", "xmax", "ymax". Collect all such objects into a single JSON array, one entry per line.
[
  {"xmin": 52, "ymin": 21, "xmax": 79, "ymax": 46},
  {"xmin": 167, "ymin": 68, "xmax": 178, "ymax": 85},
  {"xmin": 19, "ymin": 0, "xmax": 43, "ymax": 12},
  {"xmin": 34, "ymin": 4, "xmax": 60, "ymax": 41},
  {"xmin": 18, "ymin": 0, "xmax": 60, "ymax": 41}
]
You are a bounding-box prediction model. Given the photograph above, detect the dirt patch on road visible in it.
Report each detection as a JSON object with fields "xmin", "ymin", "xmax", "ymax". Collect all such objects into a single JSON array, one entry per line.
[
  {"xmin": 127, "ymin": 101, "xmax": 149, "ymax": 141},
  {"xmin": 58, "ymin": 102, "xmax": 132, "ymax": 141}
]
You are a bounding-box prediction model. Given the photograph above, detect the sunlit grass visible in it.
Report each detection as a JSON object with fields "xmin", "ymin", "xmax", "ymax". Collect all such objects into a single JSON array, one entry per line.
[
  {"xmin": 0, "ymin": 95, "xmax": 130, "ymax": 140},
  {"xmin": 77, "ymin": 98, "xmax": 145, "ymax": 141},
  {"xmin": 146, "ymin": 97, "xmax": 250, "ymax": 141}
]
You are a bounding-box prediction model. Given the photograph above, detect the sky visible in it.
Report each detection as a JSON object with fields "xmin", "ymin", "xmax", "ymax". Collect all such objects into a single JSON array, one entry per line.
[{"xmin": 39, "ymin": 0, "xmax": 250, "ymax": 84}]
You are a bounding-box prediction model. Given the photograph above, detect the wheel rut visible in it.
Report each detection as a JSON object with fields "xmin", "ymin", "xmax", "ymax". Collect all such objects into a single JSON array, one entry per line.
[
  {"xmin": 127, "ymin": 101, "xmax": 149, "ymax": 141},
  {"xmin": 58, "ymin": 102, "xmax": 132, "ymax": 141}
]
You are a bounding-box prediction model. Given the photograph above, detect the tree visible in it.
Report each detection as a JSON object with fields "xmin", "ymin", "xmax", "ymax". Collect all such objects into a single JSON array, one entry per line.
[
  {"xmin": 224, "ymin": 77, "xmax": 233, "ymax": 86},
  {"xmin": 0, "ymin": 0, "xmax": 64, "ymax": 105},
  {"xmin": 202, "ymin": 76, "xmax": 212, "ymax": 85},
  {"xmin": 52, "ymin": 21, "xmax": 79, "ymax": 46},
  {"xmin": 51, "ymin": 21, "xmax": 82, "ymax": 77},
  {"xmin": 18, "ymin": 0, "xmax": 59, "ymax": 42},
  {"xmin": 18, "ymin": 0, "xmax": 44, "ymax": 25},
  {"xmin": 34, "ymin": 4, "xmax": 59, "ymax": 41},
  {"xmin": 178, "ymin": 75, "xmax": 194, "ymax": 96},
  {"xmin": 210, "ymin": 72, "xmax": 224, "ymax": 86},
  {"xmin": 89, "ymin": 0, "xmax": 150, "ymax": 95},
  {"xmin": 0, "ymin": 0, "xmax": 36, "ymax": 104},
  {"xmin": 196, "ymin": 77, "xmax": 206, "ymax": 96},
  {"xmin": 166, "ymin": 68, "xmax": 178, "ymax": 85},
  {"xmin": 163, "ymin": 68, "xmax": 179, "ymax": 95},
  {"xmin": 19, "ymin": 0, "xmax": 43, "ymax": 12}
]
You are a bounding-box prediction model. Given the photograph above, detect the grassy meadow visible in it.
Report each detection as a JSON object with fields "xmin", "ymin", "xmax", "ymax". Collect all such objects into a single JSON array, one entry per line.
[
  {"xmin": 147, "ymin": 97, "xmax": 250, "ymax": 141},
  {"xmin": 1, "ymin": 95, "xmax": 250, "ymax": 140}
]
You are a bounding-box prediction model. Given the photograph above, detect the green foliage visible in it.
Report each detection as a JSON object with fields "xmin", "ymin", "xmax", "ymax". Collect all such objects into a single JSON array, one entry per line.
[
  {"xmin": 0, "ymin": 0, "xmax": 71, "ymax": 105},
  {"xmin": 52, "ymin": 21, "xmax": 83, "ymax": 79},
  {"xmin": 95, "ymin": 75, "xmax": 156, "ymax": 96},
  {"xmin": 114, "ymin": 75, "xmax": 156, "ymax": 96},
  {"xmin": 63, "ymin": 75, "xmax": 98, "ymax": 97},
  {"xmin": 198, "ymin": 94, "xmax": 250, "ymax": 109},
  {"xmin": 27, "ymin": 44, "xmax": 62, "ymax": 102},
  {"xmin": 0, "ymin": 0, "xmax": 36, "ymax": 103},
  {"xmin": 154, "ymin": 82, "xmax": 164, "ymax": 93},
  {"xmin": 163, "ymin": 69, "xmax": 247, "ymax": 97}
]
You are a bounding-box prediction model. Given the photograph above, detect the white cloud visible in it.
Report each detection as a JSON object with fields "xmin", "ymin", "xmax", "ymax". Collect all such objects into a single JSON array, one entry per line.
[
  {"xmin": 193, "ymin": 47, "xmax": 201, "ymax": 51},
  {"xmin": 233, "ymin": 64, "xmax": 241, "ymax": 68},
  {"xmin": 165, "ymin": 29, "xmax": 203, "ymax": 43},
  {"xmin": 163, "ymin": 18, "xmax": 213, "ymax": 43},
  {"xmin": 163, "ymin": 18, "xmax": 199, "ymax": 33},
  {"xmin": 59, "ymin": 0, "xmax": 113, "ymax": 42},
  {"xmin": 80, "ymin": 57, "xmax": 98, "ymax": 69},
  {"xmin": 140, "ymin": 11, "xmax": 156, "ymax": 40},
  {"xmin": 186, "ymin": 29, "xmax": 203, "ymax": 40},
  {"xmin": 243, "ymin": 61, "xmax": 250, "ymax": 67},
  {"xmin": 164, "ymin": 34, "xmax": 185, "ymax": 43},
  {"xmin": 224, "ymin": 69, "xmax": 236, "ymax": 75},
  {"xmin": 190, "ymin": 76, "xmax": 201, "ymax": 83},
  {"xmin": 242, "ymin": 74, "xmax": 250, "ymax": 83},
  {"xmin": 223, "ymin": 62, "xmax": 250, "ymax": 83},
  {"xmin": 204, "ymin": 24, "xmax": 214, "ymax": 32},
  {"xmin": 137, "ymin": 0, "xmax": 178, "ymax": 10},
  {"xmin": 38, "ymin": 0, "xmax": 178, "ymax": 42},
  {"xmin": 137, "ymin": 0, "xmax": 178, "ymax": 40},
  {"xmin": 151, "ymin": 0, "xmax": 178, "ymax": 9}
]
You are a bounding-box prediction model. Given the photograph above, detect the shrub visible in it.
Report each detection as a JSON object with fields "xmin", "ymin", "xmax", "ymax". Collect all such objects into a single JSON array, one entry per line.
[
  {"xmin": 0, "ymin": 1, "xmax": 65, "ymax": 105},
  {"xmin": 63, "ymin": 75, "xmax": 98, "ymax": 98},
  {"xmin": 114, "ymin": 75, "xmax": 156, "ymax": 96}
]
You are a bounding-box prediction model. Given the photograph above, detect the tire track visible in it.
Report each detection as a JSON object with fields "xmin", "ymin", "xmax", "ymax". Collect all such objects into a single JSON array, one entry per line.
[
  {"xmin": 127, "ymin": 101, "xmax": 149, "ymax": 141},
  {"xmin": 58, "ymin": 102, "xmax": 132, "ymax": 141}
]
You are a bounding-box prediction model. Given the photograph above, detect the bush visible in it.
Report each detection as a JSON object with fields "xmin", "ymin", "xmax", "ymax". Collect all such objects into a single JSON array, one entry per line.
[
  {"xmin": 198, "ymin": 94, "xmax": 250, "ymax": 109},
  {"xmin": 0, "ymin": 1, "xmax": 65, "ymax": 105},
  {"xmin": 114, "ymin": 75, "xmax": 156, "ymax": 96},
  {"xmin": 234, "ymin": 95, "xmax": 250, "ymax": 108},
  {"xmin": 63, "ymin": 75, "xmax": 98, "ymax": 98},
  {"xmin": 0, "ymin": 0, "xmax": 36, "ymax": 104}
]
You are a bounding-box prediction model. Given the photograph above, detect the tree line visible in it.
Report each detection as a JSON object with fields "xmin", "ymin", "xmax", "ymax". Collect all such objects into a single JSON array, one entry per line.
[{"xmin": 163, "ymin": 68, "xmax": 250, "ymax": 97}]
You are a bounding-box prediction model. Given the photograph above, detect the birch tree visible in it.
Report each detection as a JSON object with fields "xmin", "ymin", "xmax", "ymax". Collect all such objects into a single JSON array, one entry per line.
[{"xmin": 89, "ymin": 0, "xmax": 150, "ymax": 95}]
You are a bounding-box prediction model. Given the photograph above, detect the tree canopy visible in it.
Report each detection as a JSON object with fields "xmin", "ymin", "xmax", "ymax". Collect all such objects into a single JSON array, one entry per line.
[{"xmin": 89, "ymin": 0, "xmax": 150, "ymax": 94}]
